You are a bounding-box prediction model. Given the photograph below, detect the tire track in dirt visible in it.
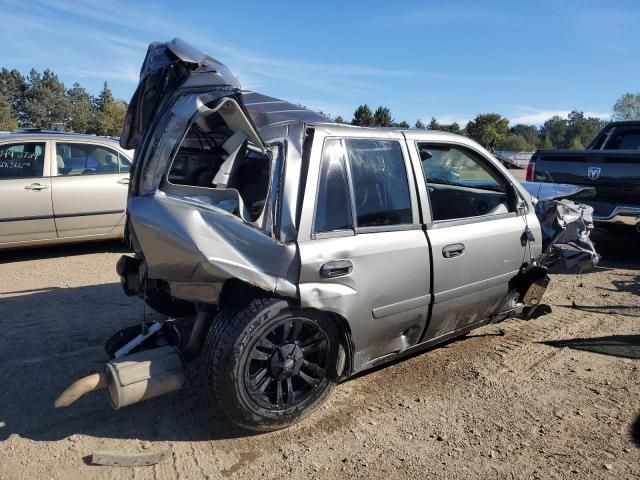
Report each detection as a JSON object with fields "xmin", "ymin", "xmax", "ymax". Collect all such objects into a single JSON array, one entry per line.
[{"xmin": 484, "ymin": 306, "xmax": 608, "ymax": 379}]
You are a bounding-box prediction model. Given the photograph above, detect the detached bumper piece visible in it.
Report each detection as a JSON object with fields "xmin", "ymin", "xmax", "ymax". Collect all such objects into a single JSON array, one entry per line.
[{"xmin": 535, "ymin": 197, "xmax": 600, "ymax": 269}]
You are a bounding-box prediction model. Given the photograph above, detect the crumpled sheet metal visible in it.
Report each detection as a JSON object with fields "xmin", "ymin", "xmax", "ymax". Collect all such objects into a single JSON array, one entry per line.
[
  {"xmin": 535, "ymin": 197, "xmax": 600, "ymax": 269},
  {"xmin": 520, "ymin": 181, "xmax": 595, "ymax": 202},
  {"xmin": 128, "ymin": 193, "xmax": 299, "ymax": 301}
]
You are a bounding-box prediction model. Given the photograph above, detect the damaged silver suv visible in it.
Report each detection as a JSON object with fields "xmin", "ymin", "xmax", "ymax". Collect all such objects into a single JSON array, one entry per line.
[{"xmin": 57, "ymin": 39, "xmax": 598, "ymax": 431}]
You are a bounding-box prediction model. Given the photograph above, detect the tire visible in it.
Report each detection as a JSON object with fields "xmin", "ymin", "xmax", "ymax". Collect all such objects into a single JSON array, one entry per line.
[{"xmin": 203, "ymin": 296, "xmax": 339, "ymax": 431}]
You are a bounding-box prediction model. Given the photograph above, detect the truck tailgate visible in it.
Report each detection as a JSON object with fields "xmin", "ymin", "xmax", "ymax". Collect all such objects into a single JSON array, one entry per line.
[{"xmin": 531, "ymin": 150, "xmax": 640, "ymax": 207}]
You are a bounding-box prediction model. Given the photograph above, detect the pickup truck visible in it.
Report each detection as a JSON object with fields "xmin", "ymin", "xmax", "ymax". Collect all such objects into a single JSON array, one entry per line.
[
  {"xmin": 56, "ymin": 38, "xmax": 598, "ymax": 432},
  {"xmin": 527, "ymin": 121, "xmax": 640, "ymax": 232}
]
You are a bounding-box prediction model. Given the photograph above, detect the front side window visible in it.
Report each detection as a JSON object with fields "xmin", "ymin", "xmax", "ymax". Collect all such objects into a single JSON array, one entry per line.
[
  {"xmin": 0, "ymin": 142, "xmax": 45, "ymax": 178},
  {"xmin": 55, "ymin": 143, "xmax": 127, "ymax": 176},
  {"xmin": 418, "ymin": 143, "xmax": 512, "ymax": 221},
  {"xmin": 345, "ymin": 139, "xmax": 412, "ymax": 227},
  {"xmin": 314, "ymin": 138, "xmax": 353, "ymax": 233}
]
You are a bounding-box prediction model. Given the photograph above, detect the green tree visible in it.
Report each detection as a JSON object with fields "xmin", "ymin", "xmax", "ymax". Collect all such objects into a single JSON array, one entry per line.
[
  {"xmin": 373, "ymin": 106, "xmax": 392, "ymax": 127},
  {"xmin": 93, "ymin": 82, "xmax": 127, "ymax": 136},
  {"xmin": 569, "ymin": 136, "xmax": 584, "ymax": 149},
  {"xmin": 566, "ymin": 110, "xmax": 606, "ymax": 148},
  {"xmin": 0, "ymin": 68, "xmax": 27, "ymax": 126},
  {"xmin": 427, "ymin": 117, "xmax": 462, "ymax": 134},
  {"xmin": 539, "ymin": 115, "xmax": 567, "ymax": 149},
  {"xmin": 414, "ymin": 119, "xmax": 426, "ymax": 129},
  {"xmin": 0, "ymin": 95, "xmax": 17, "ymax": 131},
  {"xmin": 442, "ymin": 122, "xmax": 462, "ymax": 135},
  {"xmin": 496, "ymin": 134, "xmax": 531, "ymax": 152},
  {"xmin": 427, "ymin": 117, "xmax": 441, "ymax": 130},
  {"xmin": 351, "ymin": 104, "xmax": 374, "ymax": 127},
  {"xmin": 94, "ymin": 81, "xmax": 114, "ymax": 112},
  {"xmin": 465, "ymin": 113, "xmax": 509, "ymax": 148},
  {"xmin": 393, "ymin": 120, "xmax": 410, "ymax": 128},
  {"xmin": 67, "ymin": 83, "xmax": 94, "ymax": 133},
  {"xmin": 612, "ymin": 93, "xmax": 640, "ymax": 121},
  {"xmin": 22, "ymin": 69, "xmax": 71, "ymax": 128},
  {"xmin": 509, "ymin": 124, "xmax": 539, "ymax": 149},
  {"xmin": 333, "ymin": 115, "xmax": 345, "ymax": 124}
]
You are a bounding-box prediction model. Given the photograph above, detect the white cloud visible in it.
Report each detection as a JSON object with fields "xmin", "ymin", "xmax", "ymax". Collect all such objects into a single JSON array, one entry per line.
[
  {"xmin": 509, "ymin": 107, "xmax": 611, "ymax": 125},
  {"xmin": 416, "ymin": 114, "xmax": 471, "ymax": 126}
]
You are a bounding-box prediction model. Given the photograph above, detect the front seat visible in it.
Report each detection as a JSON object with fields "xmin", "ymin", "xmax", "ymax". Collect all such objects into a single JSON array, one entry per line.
[
  {"xmin": 56, "ymin": 154, "xmax": 69, "ymax": 175},
  {"xmin": 103, "ymin": 154, "xmax": 118, "ymax": 173}
]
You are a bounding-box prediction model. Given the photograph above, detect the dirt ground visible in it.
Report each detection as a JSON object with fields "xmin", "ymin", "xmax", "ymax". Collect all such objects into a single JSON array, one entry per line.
[{"xmin": 1, "ymin": 191, "xmax": 639, "ymax": 479}]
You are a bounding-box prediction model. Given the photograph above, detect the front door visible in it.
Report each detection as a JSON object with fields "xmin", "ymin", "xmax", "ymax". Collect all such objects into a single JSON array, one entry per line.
[
  {"xmin": 407, "ymin": 140, "xmax": 528, "ymax": 340},
  {"xmin": 0, "ymin": 141, "xmax": 56, "ymax": 244},
  {"xmin": 297, "ymin": 129, "xmax": 431, "ymax": 372},
  {"xmin": 51, "ymin": 141, "xmax": 130, "ymax": 238}
]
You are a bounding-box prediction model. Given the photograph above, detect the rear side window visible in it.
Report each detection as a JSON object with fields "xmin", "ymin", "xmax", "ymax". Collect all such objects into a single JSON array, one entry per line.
[
  {"xmin": 606, "ymin": 128, "xmax": 640, "ymax": 150},
  {"xmin": 55, "ymin": 143, "xmax": 128, "ymax": 176},
  {"xmin": 314, "ymin": 138, "xmax": 353, "ymax": 233},
  {"xmin": 0, "ymin": 142, "xmax": 45, "ymax": 178},
  {"xmin": 344, "ymin": 139, "xmax": 412, "ymax": 227}
]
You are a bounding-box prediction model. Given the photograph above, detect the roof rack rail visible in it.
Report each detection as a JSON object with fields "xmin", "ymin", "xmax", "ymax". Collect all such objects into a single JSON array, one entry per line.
[{"xmin": 12, "ymin": 128, "xmax": 69, "ymax": 134}]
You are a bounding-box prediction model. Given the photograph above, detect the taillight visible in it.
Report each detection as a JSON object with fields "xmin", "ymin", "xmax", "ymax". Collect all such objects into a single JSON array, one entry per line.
[{"xmin": 525, "ymin": 160, "xmax": 536, "ymax": 181}]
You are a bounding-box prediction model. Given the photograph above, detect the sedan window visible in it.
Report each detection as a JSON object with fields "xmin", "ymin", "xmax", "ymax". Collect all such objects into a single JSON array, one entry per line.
[
  {"xmin": 0, "ymin": 142, "xmax": 46, "ymax": 178},
  {"xmin": 55, "ymin": 143, "xmax": 128, "ymax": 176}
]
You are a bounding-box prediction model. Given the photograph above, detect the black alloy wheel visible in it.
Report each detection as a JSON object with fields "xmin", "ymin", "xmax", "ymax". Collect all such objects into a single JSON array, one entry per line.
[
  {"xmin": 203, "ymin": 296, "xmax": 340, "ymax": 431},
  {"xmin": 244, "ymin": 317, "xmax": 329, "ymax": 410}
]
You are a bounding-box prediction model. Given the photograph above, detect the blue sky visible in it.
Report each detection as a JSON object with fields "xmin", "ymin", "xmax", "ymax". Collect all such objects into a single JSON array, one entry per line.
[{"xmin": 1, "ymin": 0, "xmax": 637, "ymax": 125}]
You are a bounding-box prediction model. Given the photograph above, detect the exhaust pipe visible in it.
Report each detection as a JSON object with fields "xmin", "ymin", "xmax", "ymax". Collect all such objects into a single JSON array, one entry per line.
[
  {"xmin": 55, "ymin": 373, "xmax": 107, "ymax": 407},
  {"xmin": 56, "ymin": 346, "xmax": 186, "ymax": 409}
]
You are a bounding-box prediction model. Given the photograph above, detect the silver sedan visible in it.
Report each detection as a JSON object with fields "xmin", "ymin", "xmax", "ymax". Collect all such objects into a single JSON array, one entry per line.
[{"xmin": 0, "ymin": 131, "xmax": 133, "ymax": 249}]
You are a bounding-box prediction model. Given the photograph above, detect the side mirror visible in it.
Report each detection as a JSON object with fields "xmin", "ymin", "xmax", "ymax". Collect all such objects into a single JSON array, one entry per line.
[
  {"xmin": 516, "ymin": 197, "xmax": 527, "ymax": 215},
  {"xmin": 512, "ymin": 185, "xmax": 527, "ymax": 215}
]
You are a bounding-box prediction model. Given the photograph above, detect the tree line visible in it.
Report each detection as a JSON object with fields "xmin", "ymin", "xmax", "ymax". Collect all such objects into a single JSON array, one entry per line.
[
  {"xmin": 333, "ymin": 93, "xmax": 640, "ymax": 151},
  {"xmin": 0, "ymin": 67, "xmax": 128, "ymax": 136},
  {"xmin": 2, "ymin": 65, "xmax": 639, "ymax": 151}
]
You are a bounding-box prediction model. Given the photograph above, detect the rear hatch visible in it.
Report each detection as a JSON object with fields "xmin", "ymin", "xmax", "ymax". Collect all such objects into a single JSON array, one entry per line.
[
  {"xmin": 120, "ymin": 38, "xmax": 246, "ymax": 150},
  {"xmin": 119, "ymin": 39, "xmax": 298, "ymax": 302}
]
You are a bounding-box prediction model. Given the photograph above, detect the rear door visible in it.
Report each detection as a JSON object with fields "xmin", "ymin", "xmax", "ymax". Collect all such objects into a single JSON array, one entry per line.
[
  {"xmin": 0, "ymin": 140, "xmax": 56, "ymax": 244},
  {"xmin": 51, "ymin": 141, "xmax": 130, "ymax": 238},
  {"xmin": 406, "ymin": 138, "xmax": 528, "ymax": 340},
  {"xmin": 297, "ymin": 128, "xmax": 430, "ymax": 371}
]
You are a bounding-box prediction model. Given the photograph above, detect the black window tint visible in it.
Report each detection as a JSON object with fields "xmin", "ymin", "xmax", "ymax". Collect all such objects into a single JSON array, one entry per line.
[
  {"xmin": 607, "ymin": 128, "xmax": 640, "ymax": 150},
  {"xmin": 344, "ymin": 139, "xmax": 411, "ymax": 227},
  {"xmin": 314, "ymin": 138, "xmax": 352, "ymax": 233},
  {"xmin": 0, "ymin": 142, "xmax": 45, "ymax": 178}
]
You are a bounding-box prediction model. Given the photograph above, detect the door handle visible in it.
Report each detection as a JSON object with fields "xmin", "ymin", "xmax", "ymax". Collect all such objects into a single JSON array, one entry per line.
[
  {"xmin": 320, "ymin": 260, "xmax": 353, "ymax": 278},
  {"xmin": 24, "ymin": 183, "xmax": 49, "ymax": 191},
  {"xmin": 442, "ymin": 243, "xmax": 465, "ymax": 258},
  {"xmin": 117, "ymin": 178, "xmax": 130, "ymax": 185}
]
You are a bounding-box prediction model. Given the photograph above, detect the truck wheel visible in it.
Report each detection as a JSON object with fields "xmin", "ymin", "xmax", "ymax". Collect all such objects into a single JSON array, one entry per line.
[{"xmin": 203, "ymin": 296, "xmax": 339, "ymax": 431}]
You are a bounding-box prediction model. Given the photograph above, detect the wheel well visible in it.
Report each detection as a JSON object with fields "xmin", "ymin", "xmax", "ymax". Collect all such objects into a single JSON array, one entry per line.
[
  {"xmin": 218, "ymin": 278, "xmax": 355, "ymax": 378},
  {"xmin": 324, "ymin": 311, "xmax": 354, "ymax": 379}
]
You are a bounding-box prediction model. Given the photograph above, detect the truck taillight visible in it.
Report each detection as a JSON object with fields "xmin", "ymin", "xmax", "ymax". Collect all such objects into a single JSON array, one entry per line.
[{"xmin": 525, "ymin": 160, "xmax": 535, "ymax": 181}]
